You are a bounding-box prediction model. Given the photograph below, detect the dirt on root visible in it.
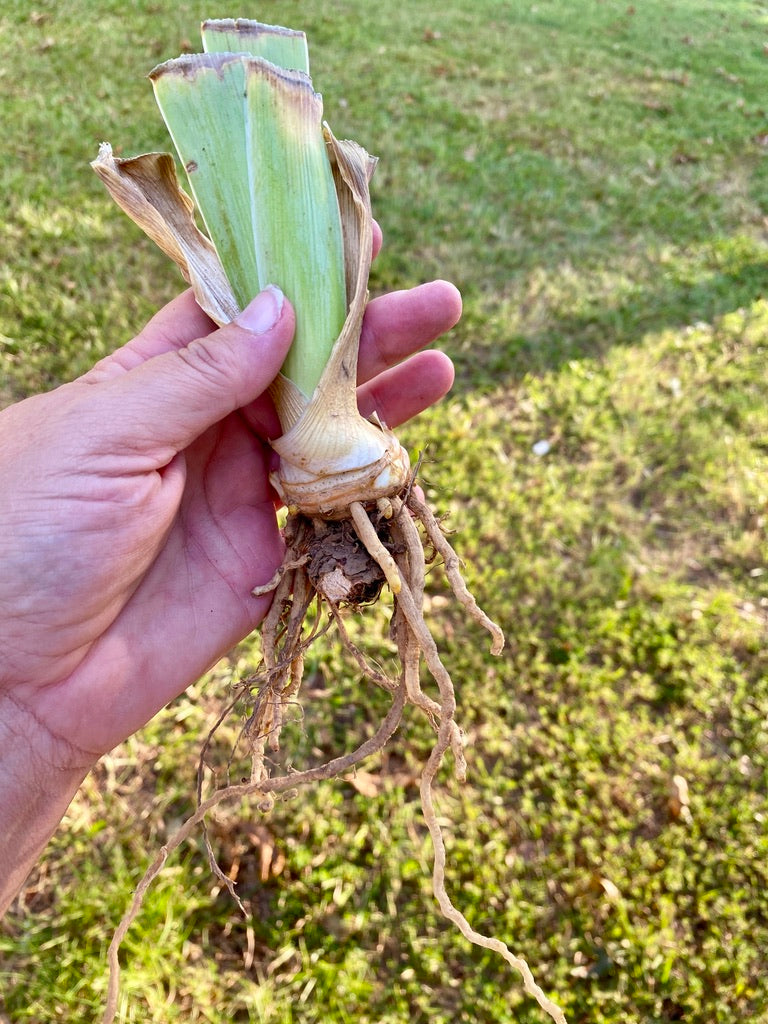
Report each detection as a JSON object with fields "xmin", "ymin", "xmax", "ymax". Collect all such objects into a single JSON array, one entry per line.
[{"xmin": 306, "ymin": 516, "xmax": 393, "ymax": 606}]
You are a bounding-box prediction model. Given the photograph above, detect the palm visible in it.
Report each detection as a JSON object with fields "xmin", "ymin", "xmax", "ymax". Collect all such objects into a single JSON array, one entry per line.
[{"xmin": 93, "ymin": 416, "xmax": 285, "ymax": 734}]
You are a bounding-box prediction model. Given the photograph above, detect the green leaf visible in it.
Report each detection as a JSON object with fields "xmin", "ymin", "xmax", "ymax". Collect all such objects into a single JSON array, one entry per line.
[{"xmin": 201, "ymin": 18, "xmax": 310, "ymax": 75}]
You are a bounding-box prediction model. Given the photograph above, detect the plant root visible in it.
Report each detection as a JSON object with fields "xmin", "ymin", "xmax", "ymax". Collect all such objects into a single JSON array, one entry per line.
[{"xmin": 101, "ymin": 486, "xmax": 566, "ymax": 1024}]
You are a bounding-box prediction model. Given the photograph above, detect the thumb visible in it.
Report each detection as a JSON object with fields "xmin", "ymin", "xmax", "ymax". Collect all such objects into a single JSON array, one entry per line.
[{"xmin": 102, "ymin": 286, "xmax": 294, "ymax": 455}]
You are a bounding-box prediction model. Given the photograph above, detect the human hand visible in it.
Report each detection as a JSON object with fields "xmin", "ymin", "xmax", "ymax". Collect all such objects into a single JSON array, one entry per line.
[{"xmin": 0, "ymin": 278, "xmax": 459, "ymax": 766}]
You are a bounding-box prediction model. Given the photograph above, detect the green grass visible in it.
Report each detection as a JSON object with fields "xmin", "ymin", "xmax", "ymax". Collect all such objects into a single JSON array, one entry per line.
[{"xmin": 2, "ymin": 1, "xmax": 768, "ymax": 1021}]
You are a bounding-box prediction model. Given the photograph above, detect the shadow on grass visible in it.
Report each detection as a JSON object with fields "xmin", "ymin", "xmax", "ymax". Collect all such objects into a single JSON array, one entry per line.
[{"xmin": 450, "ymin": 245, "xmax": 768, "ymax": 390}]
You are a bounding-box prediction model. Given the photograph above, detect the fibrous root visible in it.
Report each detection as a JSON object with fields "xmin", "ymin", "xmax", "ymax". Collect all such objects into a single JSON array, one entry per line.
[{"xmin": 102, "ymin": 486, "xmax": 566, "ymax": 1024}]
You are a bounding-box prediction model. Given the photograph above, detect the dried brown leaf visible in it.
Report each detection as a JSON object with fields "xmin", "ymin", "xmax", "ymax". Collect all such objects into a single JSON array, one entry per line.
[{"xmin": 91, "ymin": 143, "xmax": 238, "ymax": 326}]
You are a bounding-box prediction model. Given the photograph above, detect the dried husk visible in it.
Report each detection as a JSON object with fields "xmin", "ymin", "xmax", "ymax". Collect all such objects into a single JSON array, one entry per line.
[{"xmin": 91, "ymin": 144, "xmax": 238, "ymax": 325}]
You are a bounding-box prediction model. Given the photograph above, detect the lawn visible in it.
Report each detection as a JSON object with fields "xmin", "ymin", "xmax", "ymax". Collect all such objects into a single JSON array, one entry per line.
[{"xmin": 1, "ymin": 1, "xmax": 768, "ymax": 1022}]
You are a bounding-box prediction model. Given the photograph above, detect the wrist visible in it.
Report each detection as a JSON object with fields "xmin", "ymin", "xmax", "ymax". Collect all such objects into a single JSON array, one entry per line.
[{"xmin": 0, "ymin": 691, "xmax": 93, "ymax": 914}]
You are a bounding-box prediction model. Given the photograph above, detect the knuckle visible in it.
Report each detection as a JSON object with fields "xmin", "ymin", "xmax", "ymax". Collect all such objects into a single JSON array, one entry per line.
[{"xmin": 177, "ymin": 335, "xmax": 235, "ymax": 391}]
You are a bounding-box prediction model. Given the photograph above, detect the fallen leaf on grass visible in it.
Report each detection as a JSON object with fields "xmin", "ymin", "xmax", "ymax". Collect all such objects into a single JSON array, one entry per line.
[
  {"xmin": 345, "ymin": 769, "xmax": 382, "ymax": 798},
  {"xmin": 589, "ymin": 873, "xmax": 622, "ymax": 903},
  {"xmin": 248, "ymin": 825, "xmax": 286, "ymax": 882},
  {"xmin": 344, "ymin": 769, "xmax": 418, "ymax": 797},
  {"xmin": 668, "ymin": 774, "xmax": 692, "ymax": 823}
]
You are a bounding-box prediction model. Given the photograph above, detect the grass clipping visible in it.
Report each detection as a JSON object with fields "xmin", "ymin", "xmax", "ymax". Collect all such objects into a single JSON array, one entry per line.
[{"xmin": 92, "ymin": 21, "xmax": 566, "ymax": 1024}]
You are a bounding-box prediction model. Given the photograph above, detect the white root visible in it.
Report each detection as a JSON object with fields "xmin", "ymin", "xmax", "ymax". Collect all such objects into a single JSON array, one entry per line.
[
  {"xmin": 387, "ymin": 498, "xmax": 465, "ymax": 771},
  {"xmin": 421, "ymin": 723, "xmax": 567, "ymax": 1024},
  {"xmin": 349, "ymin": 498, "xmax": 565, "ymax": 1022},
  {"xmin": 407, "ymin": 492, "xmax": 505, "ymax": 657},
  {"xmin": 327, "ymin": 601, "xmax": 399, "ymax": 693},
  {"xmin": 349, "ymin": 500, "xmax": 402, "ymax": 594}
]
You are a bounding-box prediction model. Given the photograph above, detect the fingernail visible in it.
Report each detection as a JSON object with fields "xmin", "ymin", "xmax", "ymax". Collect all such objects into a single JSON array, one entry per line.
[{"xmin": 236, "ymin": 285, "xmax": 284, "ymax": 334}]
